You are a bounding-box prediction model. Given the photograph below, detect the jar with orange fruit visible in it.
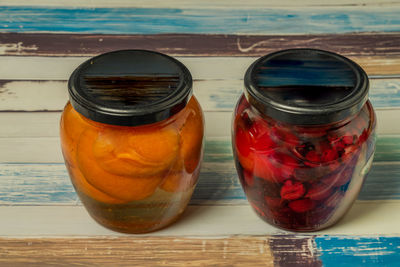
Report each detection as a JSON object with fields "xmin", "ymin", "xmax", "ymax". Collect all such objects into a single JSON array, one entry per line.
[{"xmin": 60, "ymin": 50, "xmax": 204, "ymax": 233}]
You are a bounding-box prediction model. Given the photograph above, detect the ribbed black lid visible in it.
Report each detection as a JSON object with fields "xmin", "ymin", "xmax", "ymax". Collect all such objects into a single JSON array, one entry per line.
[
  {"xmin": 244, "ymin": 49, "xmax": 369, "ymax": 125},
  {"xmin": 68, "ymin": 50, "xmax": 192, "ymax": 126}
]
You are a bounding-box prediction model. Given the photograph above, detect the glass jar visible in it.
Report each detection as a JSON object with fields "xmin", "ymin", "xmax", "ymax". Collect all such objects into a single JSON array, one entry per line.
[
  {"xmin": 232, "ymin": 49, "xmax": 376, "ymax": 231},
  {"xmin": 60, "ymin": 50, "xmax": 204, "ymax": 233}
]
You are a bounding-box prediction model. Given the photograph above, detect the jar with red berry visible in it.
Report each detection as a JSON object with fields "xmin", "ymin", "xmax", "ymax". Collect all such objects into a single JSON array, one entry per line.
[{"xmin": 232, "ymin": 49, "xmax": 376, "ymax": 231}]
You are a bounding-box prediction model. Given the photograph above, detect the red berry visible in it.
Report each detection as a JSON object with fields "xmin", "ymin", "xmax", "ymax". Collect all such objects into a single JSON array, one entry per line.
[
  {"xmin": 322, "ymin": 149, "xmax": 338, "ymax": 162},
  {"xmin": 358, "ymin": 130, "xmax": 369, "ymax": 145},
  {"xmin": 252, "ymin": 154, "xmax": 275, "ymax": 181},
  {"xmin": 235, "ymin": 126, "xmax": 255, "ymax": 172},
  {"xmin": 305, "ymin": 150, "xmax": 321, "ymax": 166},
  {"xmin": 264, "ymin": 196, "xmax": 282, "ymax": 209},
  {"xmin": 289, "ymin": 198, "xmax": 316, "ymax": 213},
  {"xmin": 280, "ymin": 180, "xmax": 305, "ymax": 200},
  {"xmin": 342, "ymin": 135, "xmax": 355, "ymax": 146},
  {"xmin": 236, "ymin": 127, "xmax": 252, "ymax": 157},
  {"xmin": 253, "ymin": 133, "xmax": 277, "ymax": 153},
  {"xmin": 270, "ymin": 153, "xmax": 299, "ymax": 181},
  {"xmin": 249, "ymin": 119, "xmax": 269, "ymax": 139}
]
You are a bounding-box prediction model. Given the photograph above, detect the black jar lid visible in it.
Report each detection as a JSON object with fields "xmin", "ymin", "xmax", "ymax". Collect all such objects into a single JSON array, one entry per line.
[
  {"xmin": 68, "ymin": 50, "xmax": 192, "ymax": 126},
  {"xmin": 244, "ymin": 48, "xmax": 369, "ymax": 125}
]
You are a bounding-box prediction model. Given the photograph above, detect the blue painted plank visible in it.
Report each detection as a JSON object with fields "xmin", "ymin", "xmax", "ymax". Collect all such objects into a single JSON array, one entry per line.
[
  {"xmin": 370, "ymin": 79, "xmax": 400, "ymax": 108},
  {"xmin": 0, "ymin": 161, "xmax": 399, "ymax": 205},
  {"xmin": 315, "ymin": 236, "xmax": 400, "ymax": 267},
  {"xmin": 0, "ymin": 137, "xmax": 399, "ymax": 204},
  {"xmin": 0, "ymin": 6, "xmax": 400, "ymax": 34}
]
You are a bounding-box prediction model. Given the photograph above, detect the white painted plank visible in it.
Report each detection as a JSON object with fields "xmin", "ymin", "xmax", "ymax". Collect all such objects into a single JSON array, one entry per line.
[
  {"xmin": 1, "ymin": 0, "xmax": 398, "ymax": 8},
  {"xmin": 0, "ymin": 80, "xmax": 243, "ymax": 112},
  {"xmin": 0, "ymin": 56, "xmax": 254, "ymax": 81},
  {"xmin": 2, "ymin": 56, "xmax": 399, "ymax": 82},
  {"xmin": 0, "ymin": 201, "xmax": 400, "ymax": 237},
  {"xmin": 1, "ymin": 79, "xmax": 399, "ymax": 111},
  {"xmin": 0, "ymin": 108, "xmax": 397, "ymax": 140}
]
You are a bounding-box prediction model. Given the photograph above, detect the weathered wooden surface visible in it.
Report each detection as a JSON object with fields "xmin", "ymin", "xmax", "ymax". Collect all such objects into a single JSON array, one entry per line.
[
  {"xmin": 1, "ymin": 78, "xmax": 400, "ymax": 111},
  {"xmin": 0, "ymin": 237, "xmax": 276, "ymax": 267},
  {"xmin": 1, "ymin": 6, "xmax": 400, "ymax": 35},
  {"xmin": 1, "ymin": 33, "xmax": 400, "ymax": 57},
  {"xmin": 1, "ymin": 0, "xmax": 400, "ymax": 266}
]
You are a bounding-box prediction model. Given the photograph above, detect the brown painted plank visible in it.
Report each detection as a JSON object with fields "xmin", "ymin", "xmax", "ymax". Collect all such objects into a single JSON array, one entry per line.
[
  {"xmin": 1, "ymin": 32, "xmax": 400, "ymax": 57},
  {"xmin": 269, "ymin": 236, "xmax": 321, "ymax": 267},
  {"xmin": 0, "ymin": 236, "xmax": 276, "ymax": 267}
]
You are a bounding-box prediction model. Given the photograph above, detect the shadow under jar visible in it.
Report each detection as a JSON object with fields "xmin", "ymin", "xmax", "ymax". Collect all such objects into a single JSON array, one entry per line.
[
  {"xmin": 232, "ymin": 49, "xmax": 376, "ymax": 232},
  {"xmin": 60, "ymin": 50, "xmax": 204, "ymax": 234}
]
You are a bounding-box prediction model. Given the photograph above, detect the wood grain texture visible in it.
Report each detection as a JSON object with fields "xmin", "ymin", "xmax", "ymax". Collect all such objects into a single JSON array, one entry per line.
[
  {"xmin": 0, "ymin": 137, "xmax": 399, "ymax": 205},
  {"xmin": 1, "ymin": 6, "xmax": 400, "ymax": 34},
  {"xmin": 0, "ymin": 236, "xmax": 274, "ymax": 267},
  {"xmin": 1, "ymin": 32, "xmax": 400, "ymax": 57},
  {"xmin": 1, "ymin": 202, "xmax": 400, "ymax": 236},
  {"xmin": 0, "ymin": 160, "xmax": 397, "ymax": 204},
  {"xmin": 269, "ymin": 235, "xmax": 321, "ymax": 267},
  {"xmin": 1, "ymin": 56, "xmax": 399, "ymax": 82},
  {"xmin": 2, "ymin": 0, "xmax": 400, "ymax": 8},
  {"xmin": 315, "ymin": 236, "xmax": 400, "ymax": 267},
  {"xmin": 0, "ymin": 78, "xmax": 399, "ymax": 111}
]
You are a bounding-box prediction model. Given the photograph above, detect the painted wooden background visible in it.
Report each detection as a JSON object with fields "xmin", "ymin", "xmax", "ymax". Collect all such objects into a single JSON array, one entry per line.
[{"xmin": 1, "ymin": 0, "xmax": 400, "ymax": 266}]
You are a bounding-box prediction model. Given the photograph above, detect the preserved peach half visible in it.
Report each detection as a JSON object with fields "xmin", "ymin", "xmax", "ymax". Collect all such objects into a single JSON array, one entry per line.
[
  {"xmin": 67, "ymin": 163, "xmax": 125, "ymax": 204},
  {"xmin": 60, "ymin": 103, "xmax": 88, "ymax": 165},
  {"xmin": 161, "ymin": 165, "xmax": 201, "ymax": 193},
  {"xmin": 92, "ymin": 126, "xmax": 179, "ymax": 177},
  {"xmin": 77, "ymin": 129, "xmax": 163, "ymax": 202},
  {"xmin": 179, "ymin": 97, "xmax": 204, "ymax": 173},
  {"xmin": 160, "ymin": 172, "xmax": 189, "ymax": 192}
]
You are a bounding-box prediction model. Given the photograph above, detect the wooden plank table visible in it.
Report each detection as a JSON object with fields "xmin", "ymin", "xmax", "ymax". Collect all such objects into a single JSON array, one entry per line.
[{"xmin": 1, "ymin": 1, "xmax": 400, "ymax": 266}]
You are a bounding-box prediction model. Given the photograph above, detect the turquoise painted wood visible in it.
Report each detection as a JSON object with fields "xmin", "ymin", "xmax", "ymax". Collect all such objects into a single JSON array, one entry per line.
[
  {"xmin": 0, "ymin": 6, "xmax": 400, "ymax": 34},
  {"xmin": 315, "ymin": 236, "xmax": 400, "ymax": 266},
  {"xmin": 0, "ymin": 161, "xmax": 397, "ymax": 205},
  {"xmin": 1, "ymin": 136, "xmax": 399, "ymax": 205}
]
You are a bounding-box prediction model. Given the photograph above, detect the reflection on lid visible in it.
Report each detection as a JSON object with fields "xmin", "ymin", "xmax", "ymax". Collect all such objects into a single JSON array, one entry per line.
[
  {"xmin": 254, "ymin": 53, "xmax": 357, "ymax": 107},
  {"xmin": 83, "ymin": 75, "xmax": 179, "ymax": 107}
]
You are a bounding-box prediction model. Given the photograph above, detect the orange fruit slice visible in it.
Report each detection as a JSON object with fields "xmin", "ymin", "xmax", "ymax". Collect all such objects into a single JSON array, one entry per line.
[
  {"xmin": 77, "ymin": 129, "xmax": 162, "ymax": 201},
  {"xmin": 92, "ymin": 126, "xmax": 179, "ymax": 177},
  {"xmin": 67, "ymin": 163, "xmax": 125, "ymax": 204},
  {"xmin": 179, "ymin": 97, "xmax": 204, "ymax": 173},
  {"xmin": 60, "ymin": 103, "xmax": 89, "ymax": 166}
]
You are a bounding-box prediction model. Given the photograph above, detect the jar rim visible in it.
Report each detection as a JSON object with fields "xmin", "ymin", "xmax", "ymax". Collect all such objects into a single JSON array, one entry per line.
[
  {"xmin": 244, "ymin": 48, "xmax": 369, "ymax": 125},
  {"xmin": 68, "ymin": 49, "xmax": 192, "ymax": 126}
]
